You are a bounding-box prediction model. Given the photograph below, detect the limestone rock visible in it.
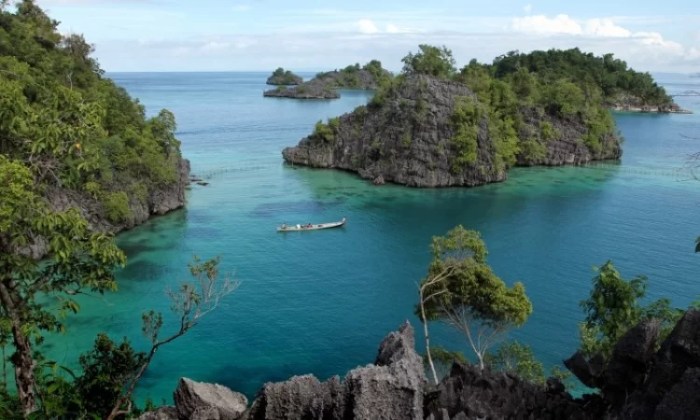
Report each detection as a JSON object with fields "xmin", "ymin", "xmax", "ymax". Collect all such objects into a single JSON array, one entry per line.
[
  {"xmin": 174, "ymin": 377, "xmax": 247, "ymax": 420},
  {"xmin": 138, "ymin": 406, "xmax": 178, "ymax": 420}
]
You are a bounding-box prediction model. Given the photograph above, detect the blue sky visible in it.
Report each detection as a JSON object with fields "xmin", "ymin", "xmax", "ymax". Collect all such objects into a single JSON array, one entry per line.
[{"xmin": 32, "ymin": 0, "xmax": 700, "ymax": 72}]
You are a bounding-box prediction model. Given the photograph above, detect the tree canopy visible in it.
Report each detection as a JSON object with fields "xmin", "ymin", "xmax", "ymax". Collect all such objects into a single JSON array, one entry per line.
[
  {"xmin": 418, "ymin": 226, "xmax": 532, "ymax": 371},
  {"xmin": 402, "ymin": 44, "xmax": 456, "ymax": 79}
]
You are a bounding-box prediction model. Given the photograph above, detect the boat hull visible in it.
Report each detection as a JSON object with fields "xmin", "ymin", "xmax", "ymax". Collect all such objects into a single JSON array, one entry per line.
[{"xmin": 277, "ymin": 219, "xmax": 346, "ymax": 232}]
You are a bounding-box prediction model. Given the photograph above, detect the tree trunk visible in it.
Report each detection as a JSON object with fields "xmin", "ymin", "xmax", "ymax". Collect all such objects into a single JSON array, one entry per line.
[{"xmin": 0, "ymin": 281, "xmax": 37, "ymax": 416}]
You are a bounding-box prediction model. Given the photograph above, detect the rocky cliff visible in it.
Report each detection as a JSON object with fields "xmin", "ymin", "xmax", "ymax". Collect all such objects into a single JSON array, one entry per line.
[
  {"xmin": 49, "ymin": 157, "xmax": 190, "ymax": 234},
  {"xmin": 282, "ymin": 74, "xmax": 621, "ymax": 187},
  {"xmin": 140, "ymin": 310, "xmax": 700, "ymax": 419}
]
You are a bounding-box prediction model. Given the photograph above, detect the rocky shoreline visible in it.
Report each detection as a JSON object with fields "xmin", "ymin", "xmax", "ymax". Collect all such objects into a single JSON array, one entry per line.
[{"xmin": 140, "ymin": 309, "xmax": 700, "ymax": 419}]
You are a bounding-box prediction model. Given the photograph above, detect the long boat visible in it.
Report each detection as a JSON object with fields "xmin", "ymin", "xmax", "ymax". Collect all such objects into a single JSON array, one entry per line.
[{"xmin": 277, "ymin": 218, "xmax": 346, "ymax": 232}]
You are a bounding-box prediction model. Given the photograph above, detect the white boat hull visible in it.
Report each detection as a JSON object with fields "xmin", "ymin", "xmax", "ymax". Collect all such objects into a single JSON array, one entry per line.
[{"xmin": 277, "ymin": 219, "xmax": 346, "ymax": 232}]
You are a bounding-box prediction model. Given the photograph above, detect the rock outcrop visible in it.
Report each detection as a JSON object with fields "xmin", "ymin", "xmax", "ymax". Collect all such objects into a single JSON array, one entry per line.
[
  {"xmin": 282, "ymin": 74, "xmax": 621, "ymax": 187},
  {"xmin": 46, "ymin": 157, "xmax": 189, "ymax": 235},
  {"xmin": 174, "ymin": 378, "xmax": 248, "ymax": 420},
  {"xmin": 142, "ymin": 311, "xmax": 700, "ymax": 419},
  {"xmin": 247, "ymin": 321, "xmax": 424, "ymax": 420}
]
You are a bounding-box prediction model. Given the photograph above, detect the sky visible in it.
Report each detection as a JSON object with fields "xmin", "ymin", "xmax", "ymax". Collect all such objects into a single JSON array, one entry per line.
[{"xmin": 28, "ymin": 0, "xmax": 700, "ymax": 73}]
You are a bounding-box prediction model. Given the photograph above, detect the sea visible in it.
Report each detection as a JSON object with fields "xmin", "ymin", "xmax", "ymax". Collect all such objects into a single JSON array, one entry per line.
[{"xmin": 45, "ymin": 72, "xmax": 700, "ymax": 405}]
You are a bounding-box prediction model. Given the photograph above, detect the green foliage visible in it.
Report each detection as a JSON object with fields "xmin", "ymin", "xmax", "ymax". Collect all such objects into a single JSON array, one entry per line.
[
  {"xmin": 485, "ymin": 341, "xmax": 545, "ymax": 384},
  {"xmin": 450, "ymin": 97, "xmax": 481, "ymax": 169},
  {"xmin": 312, "ymin": 118, "xmax": 340, "ymax": 144},
  {"xmin": 103, "ymin": 191, "xmax": 132, "ymax": 223},
  {"xmin": 0, "ymin": 1, "xmax": 182, "ymax": 226},
  {"xmin": 539, "ymin": 121, "xmax": 558, "ymax": 141},
  {"xmin": 424, "ymin": 346, "xmax": 466, "ymax": 380},
  {"xmin": 74, "ymin": 334, "xmax": 145, "ymax": 418},
  {"xmin": 518, "ymin": 139, "xmax": 548, "ymax": 163},
  {"xmin": 0, "ymin": 155, "xmax": 125, "ymax": 414},
  {"xmin": 579, "ymin": 261, "xmax": 683, "ymax": 359},
  {"xmin": 418, "ymin": 226, "xmax": 532, "ymax": 368},
  {"xmin": 492, "ymin": 48, "xmax": 672, "ymax": 106},
  {"xmin": 402, "ymin": 44, "xmax": 456, "ymax": 79}
]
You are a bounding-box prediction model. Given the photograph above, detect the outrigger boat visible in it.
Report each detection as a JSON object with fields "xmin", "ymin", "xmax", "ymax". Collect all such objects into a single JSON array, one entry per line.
[{"xmin": 277, "ymin": 218, "xmax": 346, "ymax": 232}]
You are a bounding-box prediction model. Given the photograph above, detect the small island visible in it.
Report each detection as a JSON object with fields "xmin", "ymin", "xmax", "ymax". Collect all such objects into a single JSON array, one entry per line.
[
  {"xmin": 266, "ymin": 67, "xmax": 303, "ymax": 85},
  {"xmin": 263, "ymin": 60, "xmax": 391, "ymax": 99},
  {"xmin": 283, "ymin": 46, "xmax": 684, "ymax": 187}
]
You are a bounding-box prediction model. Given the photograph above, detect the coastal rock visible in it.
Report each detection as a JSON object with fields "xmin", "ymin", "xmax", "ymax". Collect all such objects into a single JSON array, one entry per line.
[
  {"xmin": 44, "ymin": 156, "xmax": 189, "ymax": 238},
  {"xmin": 425, "ymin": 362, "xmax": 596, "ymax": 420},
  {"xmin": 246, "ymin": 321, "xmax": 424, "ymax": 420},
  {"xmin": 174, "ymin": 377, "xmax": 248, "ymax": 420},
  {"xmin": 282, "ymin": 74, "xmax": 620, "ymax": 188}
]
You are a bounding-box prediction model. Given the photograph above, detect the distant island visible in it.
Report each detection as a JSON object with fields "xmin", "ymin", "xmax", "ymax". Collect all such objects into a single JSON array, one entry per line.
[
  {"xmin": 266, "ymin": 67, "xmax": 303, "ymax": 85},
  {"xmin": 283, "ymin": 46, "xmax": 683, "ymax": 187},
  {"xmin": 263, "ymin": 60, "xmax": 391, "ymax": 99}
]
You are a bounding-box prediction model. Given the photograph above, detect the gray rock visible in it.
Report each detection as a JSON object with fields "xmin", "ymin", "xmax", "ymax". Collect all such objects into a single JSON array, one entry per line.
[
  {"xmin": 174, "ymin": 377, "xmax": 247, "ymax": 420},
  {"xmin": 246, "ymin": 321, "xmax": 423, "ymax": 420},
  {"xmin": 138, "ymin": 406, "xmax": 178, "ymax": 420},
  {"xmin": 654, "ymin": 367, "xmax": 700, "ymax": 420}
]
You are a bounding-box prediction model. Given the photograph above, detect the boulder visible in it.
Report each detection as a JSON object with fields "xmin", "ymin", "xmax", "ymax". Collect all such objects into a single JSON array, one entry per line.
[{"xmin": 174, "ymin": 377, "xmax": 247, "ymax": 420}]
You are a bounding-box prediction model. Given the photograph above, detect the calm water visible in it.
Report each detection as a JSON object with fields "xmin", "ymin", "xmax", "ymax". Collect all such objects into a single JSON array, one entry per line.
[{"xmin": 48, "ymin": 72, "xmax": 700, "ymax": 405}]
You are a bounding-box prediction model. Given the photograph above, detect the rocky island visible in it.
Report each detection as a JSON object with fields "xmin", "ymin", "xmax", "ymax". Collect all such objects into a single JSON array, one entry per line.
[
  {"xmin": 263, "ymin": 60, "xmax": 391, "ymax": 99},
  {"xmin": 265, "ymin": 67, "xmax": 303, "ymax": 85},
  {"xmin": 282, "ymin": 47, "xmax": 683, "ymax": 187}
]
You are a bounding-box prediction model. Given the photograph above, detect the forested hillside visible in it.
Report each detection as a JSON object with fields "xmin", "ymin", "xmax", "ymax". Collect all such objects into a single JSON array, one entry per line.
[{"xmin": 0, "ymin": 0, "xmax": 188, "ymax": 233}]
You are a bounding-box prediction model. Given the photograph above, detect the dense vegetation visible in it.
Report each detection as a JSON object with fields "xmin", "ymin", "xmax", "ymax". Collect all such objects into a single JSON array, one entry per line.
[
  {"xmin": 315, "ymin": 60, "xmax": 392, "ymax": 89},
  {"xmin": 266, "ymin": 67, "xmax": 302, "ymax": 85},
  {"xmin": 0, "ymin": 1, "xmax": 197, "ymax": 417},
  {"xmin": 0, "ymin": 0, "xmax": 183, "ymax": 226}
]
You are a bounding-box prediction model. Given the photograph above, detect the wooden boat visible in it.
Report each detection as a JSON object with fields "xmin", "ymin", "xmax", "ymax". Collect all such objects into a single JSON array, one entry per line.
[{"xmin": 277, "ymin": 218, "xmax": 346, "ymax": 232}]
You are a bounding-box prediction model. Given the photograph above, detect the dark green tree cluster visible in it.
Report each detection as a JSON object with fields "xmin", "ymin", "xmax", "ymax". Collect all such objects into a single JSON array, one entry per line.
[
  {"xmin": 0, "ymin": 0, "xmax": 183, "ymax": 225},
  {"xmin": 492, "ymin": 48, "xmax": 672, "ymax": 106},
  {"xmin": 267, "ymin": 67, "xmax": 302, "ymax": 85}
]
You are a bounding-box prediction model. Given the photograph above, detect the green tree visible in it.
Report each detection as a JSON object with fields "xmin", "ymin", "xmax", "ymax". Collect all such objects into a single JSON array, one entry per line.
[
  {"xmin": 402, "ymin": 44, "xmax": 456, "ymax": 79},
  {"xmin": 417, "ymin": 226, "xmax": 532, "ymax": 375},
  {"xmin": 0, "ymin": 156, "xmax": 125, "ymax": 415},
  {"xmin": 484, "ymin": 341, "xmax": 545, "ymax": 384},
  {"xmin": 579, "ymin": 261, "xmax": 683, "ymax": 359}
]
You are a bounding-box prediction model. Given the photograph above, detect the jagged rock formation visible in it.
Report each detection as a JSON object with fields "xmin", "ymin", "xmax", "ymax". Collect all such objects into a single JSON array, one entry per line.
[
  {"xmin": 263, "ymin": 78, "xmax": 340, "ymax": 99},
  {"xmin": 282, "ymin": 74, "xmax": 621, "ymax": 187},
  {"xmin": 266, "ymin": 68, "xmax": 303, "ymax": 85},
  {"xmin": 142, "ymin": 311, "xmax": 700, "ymax": 419}
]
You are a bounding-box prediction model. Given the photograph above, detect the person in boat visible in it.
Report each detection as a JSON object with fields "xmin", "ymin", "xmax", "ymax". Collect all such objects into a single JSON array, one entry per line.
[{"xmin": 281, "ymin": 223, "xmax": 287, "ymax": 229}]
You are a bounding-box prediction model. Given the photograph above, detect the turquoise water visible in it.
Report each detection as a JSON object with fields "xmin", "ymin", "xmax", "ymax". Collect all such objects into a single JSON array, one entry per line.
[{"xmin": 48, "ymin": 72, "xmax": 700, "ymax": 405}]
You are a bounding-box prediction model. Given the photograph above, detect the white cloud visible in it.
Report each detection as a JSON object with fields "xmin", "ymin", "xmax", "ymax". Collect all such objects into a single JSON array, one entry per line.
[
  {"xmin": 511, "ymin": 14, "xmax": 582, "ymax": 35},
  {"xmin": 357, "ymin": 19, "xmax": 379, "ymax": 34},
  {"xmin": 231, "ymin": 5, "xmax": 251, "ymax": 12},
  {"xmin": 523, "ymin": 4, "xmax": 532, "ymax": 14},
  {"xmin": 584, "ymin": 18, "xmax": 631, "ymax": 38}
]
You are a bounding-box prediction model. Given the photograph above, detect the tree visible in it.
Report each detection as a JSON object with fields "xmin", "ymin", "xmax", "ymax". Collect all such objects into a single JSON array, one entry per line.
[
  {"xmin": 579, "ymin": 261, "xmax": 683, "ymax": 359},
  {"xmin": 106, "ymin": 256, "xmax": 237, "ymax": 419},
  {"xmin": 484, "ymin": 341, "xmax": 545, "ymax": 384},
  {"xmin": 0, "ymin": 156, "xmax": 125, "ymax": 415},
  {"xmin": 417, "ymin": 226, "xmax": 532, "ymax": 373},
  {"xmin": 402, "ymin": 44, "xmax": 456, "ymax": 79}
]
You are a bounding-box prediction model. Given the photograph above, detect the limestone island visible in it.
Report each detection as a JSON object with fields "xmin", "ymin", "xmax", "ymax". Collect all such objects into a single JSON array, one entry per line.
[
  {"xmin": 263, "ymin": 60, "xmax": 391, "ymax": 99},
  {"xmin": 283, "ymin": 47, "xmax": 685, "ymax": 187},
  {"xmin": 266, "ymin": 67, "xmax": 303, "ymax": 85}
]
